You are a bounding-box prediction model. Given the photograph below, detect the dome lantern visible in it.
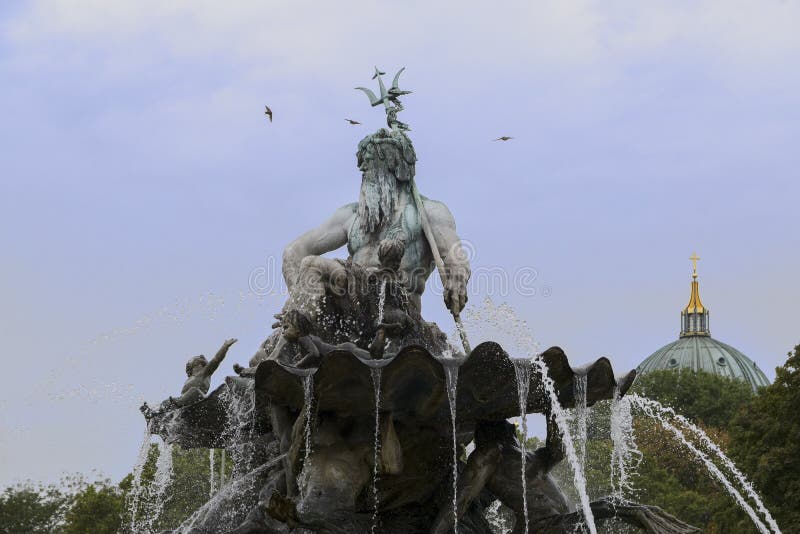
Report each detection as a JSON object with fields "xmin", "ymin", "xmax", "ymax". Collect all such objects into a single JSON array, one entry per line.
[{"xmin": 680, "ymin": 253, "xmax": 710, "ymax": 337}]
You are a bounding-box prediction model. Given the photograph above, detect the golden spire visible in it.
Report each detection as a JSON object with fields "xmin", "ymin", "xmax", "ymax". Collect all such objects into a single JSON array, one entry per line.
[{"xmin": 683, "ymin": 253, "xmax": 706, "ymax": 316}]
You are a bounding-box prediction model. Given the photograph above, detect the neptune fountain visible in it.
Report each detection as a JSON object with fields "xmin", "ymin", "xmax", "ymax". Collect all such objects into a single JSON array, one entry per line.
[{"xmin": 139, "ymin": 68, "xmax": 701, "ymax": 534}]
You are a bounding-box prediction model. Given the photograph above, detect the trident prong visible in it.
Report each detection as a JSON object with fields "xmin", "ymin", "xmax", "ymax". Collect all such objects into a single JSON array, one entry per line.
[
  {"xmin": 354, "ymin": 86, "xmax": 383, "ymax": 107},
  {"xmin": 388, "ymin": 67, "xmax": 411, "ymax": 99}
]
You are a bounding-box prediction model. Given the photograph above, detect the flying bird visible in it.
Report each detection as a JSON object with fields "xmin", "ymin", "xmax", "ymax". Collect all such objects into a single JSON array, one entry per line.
[
  {"xmin": 264, "ymin": 105, "xmax": 273, "ymax": 122},
  {"xmin": 345, "ymin": 119, "xmax": 361, "ymax": 125},
  {"xmin": 493, "ymin": 136, "xmax": 513, "ymax": 141}
]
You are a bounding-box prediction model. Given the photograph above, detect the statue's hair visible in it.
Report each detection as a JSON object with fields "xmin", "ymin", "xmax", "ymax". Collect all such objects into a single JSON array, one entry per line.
[
  {"xmin": 186, "ymin": 355, "xmax": 208, "ymax": 375},
  {"xmin": 356, "ymin": 128, "xmax": 417, "ymax": 183}
]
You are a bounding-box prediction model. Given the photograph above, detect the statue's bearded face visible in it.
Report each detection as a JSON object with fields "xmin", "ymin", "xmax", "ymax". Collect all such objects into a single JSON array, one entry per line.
[
  {"xmin": 355, "ymin": 130, "xmax": 417, "ymax": 235},
  {"xmin": 357, "ymin": 150, "xmax": 398, "ymax": 235}
]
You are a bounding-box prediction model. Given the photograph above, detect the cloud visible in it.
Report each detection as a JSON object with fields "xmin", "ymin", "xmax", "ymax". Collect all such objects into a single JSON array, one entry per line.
[{"xmin": 4, "ymin": 1, "xmax": 799, "ymax": 82}]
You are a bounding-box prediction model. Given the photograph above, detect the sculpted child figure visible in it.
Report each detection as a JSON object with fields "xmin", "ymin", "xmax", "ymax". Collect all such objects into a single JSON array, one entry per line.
[{"xmin": 142, "ymin": 338, "xmax": 238, "ymax": 416}]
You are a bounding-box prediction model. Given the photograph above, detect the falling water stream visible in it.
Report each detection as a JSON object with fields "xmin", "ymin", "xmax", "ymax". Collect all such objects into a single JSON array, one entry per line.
[
  {"xmin": 511, "ymin": 360, "xmax": 532, "ymax": 533},
  {"xmin": 630, "ymin": 394, "xmax": 780, "ymax": 534},
  {"xmin": 209, "ymin": 449, "xmax": 216, "ymax": 497},
  {"xmin": 220, "ymin": 380, "xmax": 256, "ymax": 472},
  {"xmin": 485, "ymin": 499, "xmax": 512, "ymax": 533},
  {"xmin": 377, "ymin": 279, "xmax": 387, "ymax": 325},
  {"xmin": 609, "ymin": 390, "xmax": 639, "ymax": 503},
  {"xmin": 531, "ymin": 355, "xmax": 597, "ymax": 534},
  {"xmin": 145, "ymin": 441, "xmax": 174, "ymax": 532},
  {"xmin": 219, "ymin": 449, "xmax": 227, "ymax": 488},
  {"xmin": 443, "ymin": 359, "xmax": 460, "ymax": 534},
  {"xmin": 127, "ymin": 430, "xmax": 175, "ymax": 533},
  {"xmin": 127, "ymin": 426, "xmax": 153, "ymax": 532},
  {"xmin": 573, "ymin": 374, "xmax": 588, "ymax": 469},
  {"xmin": 371, "ymin": 368, "xmax": 382, "ymax": 534},
  {"xmin": 303, "ymin": 374, "xmax": 314, "ymax": 462}
]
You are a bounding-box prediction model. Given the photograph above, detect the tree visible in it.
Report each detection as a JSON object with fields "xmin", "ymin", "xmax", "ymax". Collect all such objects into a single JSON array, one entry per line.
[
  {"xmin": 0, "ymin": 482, "xmax": 69, "ymax": 534},
  {"xmin": 0, "ymin": 476, "xmax": 125, "ymax": 534},
  {"xmin": 729, "ymin": 344, "xmax": 800, "ymax": 531},
  {"xmin": 631, "ymin": 369, "xmax": 754, "ymax": 428},
  {"xmin": 62, "ymin": 481, "xmax": 125, "ymax": 534},
  {"xmin": 0, "ymin": 443, "xmax": 217, "ymax": 534}
]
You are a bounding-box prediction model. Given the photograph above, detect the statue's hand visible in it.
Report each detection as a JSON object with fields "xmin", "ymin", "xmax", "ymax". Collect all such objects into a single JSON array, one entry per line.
[
  {"xmin": 444, "ymin": 269, "xmax": 468, "ymax": 316},
  {"xmin": 224, "ymin": 338, "xmax": 238, "ymax": 348}
]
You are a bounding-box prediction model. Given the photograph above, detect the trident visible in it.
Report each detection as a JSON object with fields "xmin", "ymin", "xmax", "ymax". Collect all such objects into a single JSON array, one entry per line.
[
  {"xmin": 356, "ymin": 67, "xmax": 472, "ymax": 355},
  {"xmin": 356, "ymin": 67, "xmax": 412, "ymax": 131}
]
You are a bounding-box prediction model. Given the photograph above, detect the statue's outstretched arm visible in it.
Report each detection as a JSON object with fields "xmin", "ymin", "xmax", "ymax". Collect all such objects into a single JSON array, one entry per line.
[
  {"xmin": 282, "ymin": 204, "xmax": 354, "ymax": 290},
  {"xmin": 204, "ymin": 338, "xmax": 237, "ymax": 377},
  {"xmin": 423, "ymin": 199, "xmax": 471, "ymax": 315}
]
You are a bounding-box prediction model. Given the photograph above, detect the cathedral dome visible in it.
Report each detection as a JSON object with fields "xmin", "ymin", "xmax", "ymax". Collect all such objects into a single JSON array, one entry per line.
[
  {"xmin": 637, "ymin": 254, "xmax": 771, "ymax": 391},
  {"xmin": 637, "ymin": 336, "xmax": 770, "ymax": 391}
]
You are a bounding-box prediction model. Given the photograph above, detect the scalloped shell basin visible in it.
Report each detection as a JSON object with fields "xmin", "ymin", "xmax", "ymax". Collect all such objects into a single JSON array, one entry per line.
[
  {"xmin": 255, "ymin": 342, "xmax": 636, "ymax": 424},
  {"xmin": 152, "ymin": 342, "xmax": 636, "ymax": 449}
]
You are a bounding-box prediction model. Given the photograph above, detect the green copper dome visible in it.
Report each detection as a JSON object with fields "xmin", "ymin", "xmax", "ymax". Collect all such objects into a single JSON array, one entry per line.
[
  {"xmin": 637, "ymin": 255, "xmax": 771, "ymax": 392},
  {"xmin": 637, "ymin": 336, "xmax": 770, "ymax": 391}
]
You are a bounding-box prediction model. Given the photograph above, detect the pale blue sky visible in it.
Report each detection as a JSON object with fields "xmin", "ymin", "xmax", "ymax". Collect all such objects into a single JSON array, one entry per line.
[{"xmin": 1, "ymin": 1, "xmax": 799, "ymax": 487}]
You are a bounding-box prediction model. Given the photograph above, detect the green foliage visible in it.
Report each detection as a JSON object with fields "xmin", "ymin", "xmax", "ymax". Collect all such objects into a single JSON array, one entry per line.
[
  {"xmin": 62, "ymin": 481, "xmax": 124, "ymax": 534},
  {"xmin": 729, "ymin": 344, "xmax": 800, "ymax": 532},
  {"xmin": 0, "ymin": 444, "xmax": 219, "ymax": 534},
  {"xmin": 631, "ymin": 368, "xmax": 754, "ymax": 428},
  {"xmin": 0, "ymin": 481, "xmax": 70, "ymax": 534},
  {"xmin": 0, "ymin": 476, "xmax": 124, "ymax": 534}
]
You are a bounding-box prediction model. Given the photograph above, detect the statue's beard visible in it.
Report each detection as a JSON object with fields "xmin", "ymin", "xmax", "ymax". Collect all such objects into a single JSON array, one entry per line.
[{"xmin": 358, "ymin": 166, "xmax": 397, "ymax": 234}]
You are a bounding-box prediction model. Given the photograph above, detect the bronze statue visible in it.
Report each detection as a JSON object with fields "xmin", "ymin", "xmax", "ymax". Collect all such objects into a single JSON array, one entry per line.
[{"xmin": 141, "ymin": 338, "xmax": 237, "ymax": 416}]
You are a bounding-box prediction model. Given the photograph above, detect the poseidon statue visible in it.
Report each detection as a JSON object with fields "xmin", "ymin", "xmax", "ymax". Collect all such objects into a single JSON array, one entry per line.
[{"xmin": 282, "ymin": 126, "xmax": 470, "ymax": 318}]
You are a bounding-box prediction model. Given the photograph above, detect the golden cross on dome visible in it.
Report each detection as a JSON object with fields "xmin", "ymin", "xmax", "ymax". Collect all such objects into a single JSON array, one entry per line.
[{"xmin": 689, "ymin": 252, "xmax": 700, "ymax": 278}]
